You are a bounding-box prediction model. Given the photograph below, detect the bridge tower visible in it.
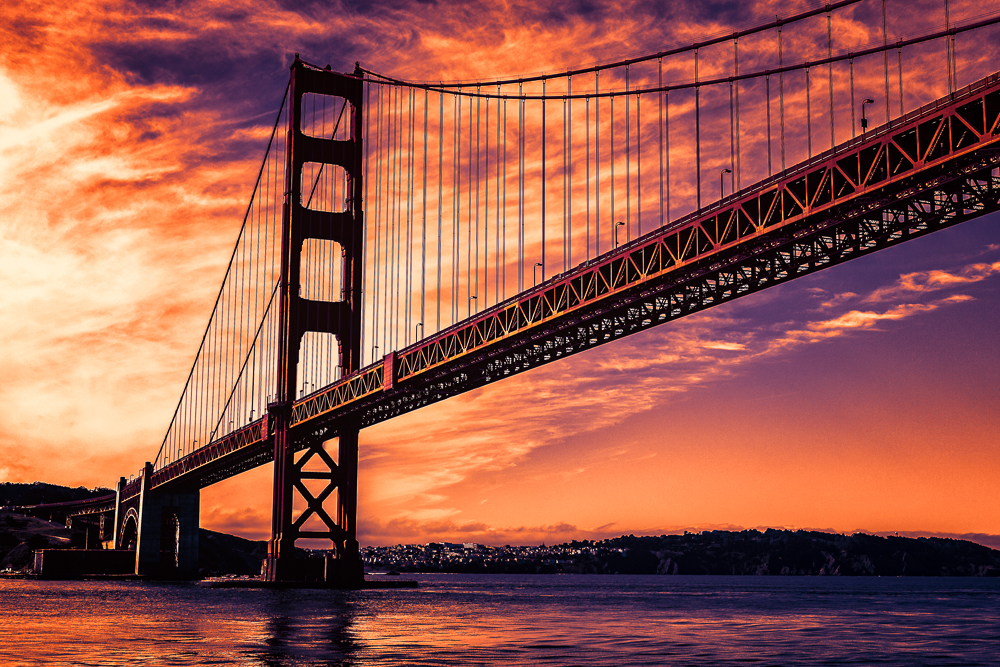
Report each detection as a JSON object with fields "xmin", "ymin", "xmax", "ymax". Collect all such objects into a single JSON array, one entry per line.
[{"xmin": 264, "ymin": 58, "xmax": 365, "ymax": 584}]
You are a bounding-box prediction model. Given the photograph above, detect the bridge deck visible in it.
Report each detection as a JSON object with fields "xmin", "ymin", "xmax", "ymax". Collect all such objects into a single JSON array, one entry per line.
[
  {"xmin": 14, "ymin": 494, "xmax": 117, "ymax": 518},
  {"xmin": 150, "ymin": 72, "xmax": 1000, "ymax": 493}
]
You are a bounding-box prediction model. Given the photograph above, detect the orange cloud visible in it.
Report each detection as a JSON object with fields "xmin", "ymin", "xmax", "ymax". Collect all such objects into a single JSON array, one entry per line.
[
  {"xmin": 865, "ymin": 262, "xmax": 1000, "ymax": 302},
  {"xmin": 3, "ymin": 0, "xmax": 999, "ymax": 551}
]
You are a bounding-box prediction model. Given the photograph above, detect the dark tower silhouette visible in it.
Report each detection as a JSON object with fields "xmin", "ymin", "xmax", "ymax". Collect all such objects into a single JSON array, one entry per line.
[{"xmin": 265, "ymin": 58, "xmax": 365, "ymax": 584}]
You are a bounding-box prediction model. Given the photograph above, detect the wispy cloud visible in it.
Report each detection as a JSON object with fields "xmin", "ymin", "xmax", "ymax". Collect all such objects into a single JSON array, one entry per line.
[{"xmin": 864, "ymin": 262, "xmax": 1000, "ymax": 303}]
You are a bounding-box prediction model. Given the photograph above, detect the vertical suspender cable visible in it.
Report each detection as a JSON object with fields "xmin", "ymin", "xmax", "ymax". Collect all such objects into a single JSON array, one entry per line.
[
  {"xmin": 567, "ymin": 77, "xmax": 572, "ymax": 268},
  {"xmin": 396, "ymin": 86, "xmax": 405, "ymax": 351},
  {"xmin": 695, "ymin": 49, "xmax": 701, "ymax": 209},
  {"xmin": 897, "ymin": 47, "xmax": 904, "ymax": 116},
  {"xmin": 225, "ymin": 253, "xmax": 233, "ymax": 403},
  {"xmin": 778, "ymin": 21, "xmax": 785, "ymax": 172},
  {"xmin": 421, "ymin": 89, "xmax": 428, "ymax": 336},
  {"xmin": 387, "ymin": 88, "xmax": 395, "ymax": 351},
  {"xmin": 408, "ymin": 90, "xmax": 416, "ymax": 344},
  {"xmin": 262, "ymin": 103, "xmax": 274, "ymax": 407},
  {"xmin": 586, "ymin": 94, "xmax": 591, "ymax": 255},
  {"xmin": 636, "ymin": 91, "xmax": 640, "ymax": 235},
  {"xmin": 248, "ymin": 134, "xmax": 259, "ymax": 418},
  {"xmin": 403, "ymin": 91, "xmax": 411, "ymax": 346},
  {"xmin": 370, "ymin": 89, "xmax": 378, "ymax": 362},
  {"xmin": 474, "ymin": 92, "xmax": 480, "ymax": 313},
  {"xmin": 626, "ymin": 65, "xmax": 630, "ymax": 238},
  {"xmin": 467, "ymin": 95, "xmax": 473, "ymax": 315},
  {"xmin": 316, "ymin": 120, "xmax": 323, "ymax": 385},
  {"xmin": 482, "ymin": 89, "xmax": 490, "ymax": 306},
  {"xmin": 563, "ymin": 90, "xmax": 568, "ymax": 270},
  {"xmin": 806, "ymin": 67, "xmax": 812, "ymax": 158},
  {"xmin": 406, "ymin": 90, "xmax": 415, "ymax": 345},
  {"xmin": 883, "ymin": 0, "xmax": 890, "ymax": 121},
  {"xmin": 454, "ymin": 93, "xmax": 461, "ymax": 324},
  {"xmin": 383, "ymin": 86, "xmax": 393, "ymax": 352},
  {"xmin": 729, "ymin": 80, "xmax": 735, "ymax": 191},
  {"xmin": 665, "ymin": 90, "xmax": 670, "ymax": 223},
  {"xmin": 272, "ymin": 115, "xmax": 282, "ymax": 403},
  {"xmin": 384, "ymin": 86, "xmax": 393, "ymax": 352},
  {"xmin": 945, "ymin": 0, "xmax": 953, "ymax": 94},
  {"xmin": 611, "ymin": 92, "xmax": 615, "ymax": 232},
  {"xmin": 496, "ymin": 90, "xmax": 501, "ymax": 303},
  {"xmin": 517, "ymin": 83, "xmax": 524, "ymax": 292},
  {"xmin": 372, "ymin": 92, "xmax": 392, "ymax": 354},
  {"xmin": 735, "ymin": 37, "xmax": 741, "ymax": 191},
  {"xmin": 304, "ymin": 101, "xmax": 314, "ymax": 391},
  {"xmin": 502, "ymin": 93, "xmax": 507, "ymax": 301},
  {"xmin": 827, "ymin": 12, "xmax": 835, "ymax": 150},
  {"xmin": 541, "ymin": 80, "xmax": 546, "ymax": 280},
  {"xmin": 208, "ymin": 265, "xmax": 217, "ymax": 418},
  {"xmin": 238, "ymin": 171, "xmax": 248, "ymax": 422},
  {"xmin": 596, "ymin": 71, "xmax": 600, "ymax": 254},
  {"xmin": 475, "ymin": 90, "xmax": 481, "ymax": 312},
  {"xmin": 950, "ymin": 10, "xmax": 956, "ymax": 93},
  {"xmin": 397, "ymin": 89, "xmax": 405, "ymax": 349},
  {"xmin": 658, "ymin": 58, "xmax": 663, "ymax": 227},
  {"xmin": 361, "ymin": 86, "xmax": 369, "ymax": 365},
  {"xmin": 392, "ymin": 86, "xmax": 401, "ymax": 351},
  {"xmin": 374, "ymin": 85, "xmax": 384, "ymax": 361},
  {"xmin": 850, "ymin": 58, "xmax": 856, "ymax": 138},
  {"xmin": 437, "ymin": 92, "xmax": 443, "ymax": 334},
  {"xmin": 766, "ymin": 75, "xmax": 773, "ymax": 175}
]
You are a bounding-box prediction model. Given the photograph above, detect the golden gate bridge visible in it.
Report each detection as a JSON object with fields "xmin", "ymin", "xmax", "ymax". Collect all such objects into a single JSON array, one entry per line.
[{"xmin": 19, "ymin": 1, "xmax": 1000, "ymax": 585}]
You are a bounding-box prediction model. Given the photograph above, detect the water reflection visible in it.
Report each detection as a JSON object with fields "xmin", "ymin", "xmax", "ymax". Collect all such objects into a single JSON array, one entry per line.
[
  {"xmin": 241, "ymin": 590, "xmax": 361, "ymax": 665},
  {"xmin": 2, "ymin": 576, "xmax": 999, "ymax": 665}
]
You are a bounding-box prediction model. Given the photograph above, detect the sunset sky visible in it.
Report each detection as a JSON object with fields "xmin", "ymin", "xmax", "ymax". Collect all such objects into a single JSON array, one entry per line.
[{"xmin": 2, "ymin": 0, "xmax": 999, "ymax": 549}]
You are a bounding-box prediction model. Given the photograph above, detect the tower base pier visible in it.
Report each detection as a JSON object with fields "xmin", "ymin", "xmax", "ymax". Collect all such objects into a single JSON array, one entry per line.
[{"xmin": 134, "ymin": 462, "xmax": 200, "ymax": 579}]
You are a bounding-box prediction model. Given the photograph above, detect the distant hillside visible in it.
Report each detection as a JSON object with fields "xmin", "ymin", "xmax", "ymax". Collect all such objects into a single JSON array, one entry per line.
[
  {"xmin": 369, "ymin": 530, "xmax": 1000, "ymax": 576},
  {"xmin": 376, "ymin": 530, "xmax": 1000, "ymax": 576},
  {"xmin": 0, "ymin": 510, "xmax": 86, "ymax": 571},
  {"xmin": 199, "ymin": 529, "xmax": 268, "ymax": 576},
  {"xmin": 587, "ymin": 531, "xmax": 1000, "ymax": 576},
  {"xmin": 1, "ymin": 482, "xmax": 114, "ymax": 507}
]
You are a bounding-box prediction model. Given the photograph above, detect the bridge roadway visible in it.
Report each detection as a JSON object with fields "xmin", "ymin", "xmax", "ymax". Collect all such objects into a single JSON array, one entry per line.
[{"xmin": 105, "ymin": 71, "xmax": 1000, "ymax": 507}]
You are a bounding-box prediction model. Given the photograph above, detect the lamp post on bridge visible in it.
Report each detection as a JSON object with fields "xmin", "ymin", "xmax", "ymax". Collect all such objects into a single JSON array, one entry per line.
[
  {"xmin": 415, "ymin": 322, "xmax": 423, "ymax": 342},
  {"xmin": 614, "ymin": 221, "xmax": 625, "ymax": 248},
  {"xmin": 721, "ymin": 168, "xmax": 732, "ymax": 199},
  {"xmin": 861, "ymin": 98, "xmax": 875, "ymax": 134},
  {"xmin": 533, "ymin": 262, "xmax": 543, "ymax": 286}
]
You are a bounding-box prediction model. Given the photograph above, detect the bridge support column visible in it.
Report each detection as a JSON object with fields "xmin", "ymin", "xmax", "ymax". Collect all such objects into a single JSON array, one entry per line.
[
  {"xmin": 265, "ymin": 417, "xmax": 363, "ymax": 586},
  {"xmin": 265, "ymin": 57, "xmax": 366, "ymax": 587},
  {"xmin": 134, "ymin": 462, "xmax": 200, "ymax": 579}
]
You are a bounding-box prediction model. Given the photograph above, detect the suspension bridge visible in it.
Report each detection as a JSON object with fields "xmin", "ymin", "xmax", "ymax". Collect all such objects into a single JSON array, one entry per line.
[{"xmin": 19, "ymin": 1, "xmax": 1000, "ymax": 585}]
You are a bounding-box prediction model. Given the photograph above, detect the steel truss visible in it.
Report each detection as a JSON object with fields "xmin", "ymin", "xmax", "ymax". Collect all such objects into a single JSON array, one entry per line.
[{"xmin": 335, "ymin": 154, "xmax": 1000, "ymax": 429}]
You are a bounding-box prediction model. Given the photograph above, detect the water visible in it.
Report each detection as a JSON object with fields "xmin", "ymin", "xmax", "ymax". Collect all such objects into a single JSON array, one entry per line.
[{"xmin": 2, "ymin": 574, "xmax": 999, "ymax": 665}]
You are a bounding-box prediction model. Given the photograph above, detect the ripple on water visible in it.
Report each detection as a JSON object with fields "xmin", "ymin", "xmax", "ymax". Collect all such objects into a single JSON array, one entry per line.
[{"xmin": 1, "ymin": 576, "xmax": 999, "ymax": 666}]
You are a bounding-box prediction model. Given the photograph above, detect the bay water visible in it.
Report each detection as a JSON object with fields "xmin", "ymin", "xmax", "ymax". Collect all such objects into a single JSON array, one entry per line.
[{"xmin": 2, "ymin": 574, "xmax": 998, "ymax": 665}]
